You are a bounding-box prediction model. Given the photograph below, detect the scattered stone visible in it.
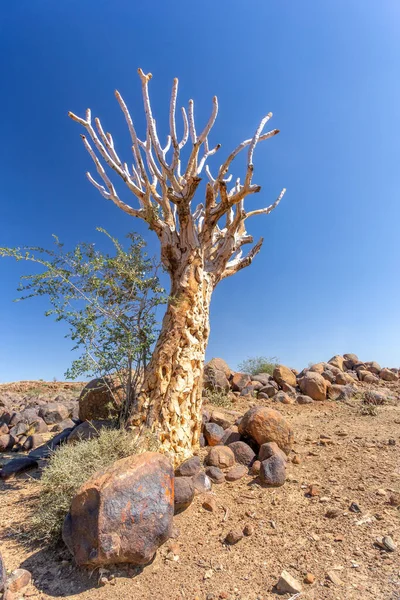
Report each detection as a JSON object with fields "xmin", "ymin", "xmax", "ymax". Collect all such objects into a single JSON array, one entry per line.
[
  {"xmin": 204, "ymin": 358, "xmax": 231, "ymax": 393},
  {"xmin": 376, "ymin": 488, "xmax": 387, "ymax": 497},
  {"xmin": 276, "ymin": 570, "xmax": 302, "ymax": 594},
  {"xmin": 228, "ymin": 441, "xmax": 255, "ymax": 466},
  {"xmin": 220, "ymin": 426, "xmax": 241, "ymax": 446},
  {"xmin": 274, "ymin": 391, "xmax": 294, "ymax": 404},
  {"xmin": 365, "ymin": 361, "xmax": 381, "ymax": 374},
  {"xmin": 326, "ymin": 571, "xmax": 343, "ymax": 586},
  {"xmin": 0, "ymin": 434, "xmax": 14, "ymax": 452},
  {"xmin": 226, "ymin": 465, "xmax": 247, "ymax": 482},
  {"xmin": 259, "ymin": 455, "xmax": 286, "ymax": 487},
  {"xmin": 31, "ymin": 417, "xmax": 49, "ymax": 433},
  {"xmin": 335, "ymin": 372, "xmax": 356, "ymax": 385},
  {"xmin": 205, "ymin": 466, "xmax": 225, "ymax": 484},
  {"xmin": 206, "ymin": 446, "xmax": 235, "ymax": 469},
  {"xmin": 375, "ymin": 536, "xmax": 396, "ymax": 552},
  {"xmin": 63, "ymin": 452, "xmax": 174, "ymax": 566},
  {"xmin": 193, "ymin": 471, "xmax": 212, "ymax": 494},
  {"xmin": 388, "ymin": 493, "xmax": 400, "ymax": 507},
  {"xmin": 174, "ymin": 477, "xmax": 195, "ymax": 514},
  {"xmin": 243, "ymin": 523, "xmax": 254, "ymax": 536},
  {"xmin": 204, "ymin": 422, "xmax": 225, "ymax": 446},
  {"xmin": 304, "ymin": 573, "xmax": 315, "ymax": 584},
  {"xmin": 29, "ymin": 427, "xmax": 74, "ymax": 459},
  {"xmin": 297, "ymin": 394, "xmax": 314, "ymax": 404},
  {"xmin": 258, "ymin": 441, "xmax": 287, "ymax": 463},
  {"xmin": 210, "ymin": 410, "xmax": 232, "ymax": 430},
  {"xmin": 202, "ymin": 495, "xmax": 218, "ymax": 512},
  {"xmin": 0, "ymin": 457, "xmax": 38, "ymax": 479},
  {"xmin": 305, "ymin": 484, "xmax": 320, "ymax": 497},
  {"xmin": 250, "ymin": 460, "xmax": 261, "ymax": 475},
  {"xmin": 349, "ymin": 502, "xmax": 361, "ymax": 513},
  {"xmin": 258, "ymin": 384, "xmax": 277, "ymax": 398},
  {"xmin": 22, "ymin": 434, "xmax": 43, "ymax": 451},
  {"xmin": 175, "ymin": 455, "xmax": 201, "ymax": 477},
  {"xmin": 225, "ymin": 529, "xmax": 243, "ymax": 545},
  {"xmin": 238, "ymin": 406, "xmax": 294, "ymax": 454},
  {"xmin": 251, "ymin": 374, "xmax": 271, "ymax": 386},
  {"xmin": 7, "ymin": 569, "xmax": 32, "ymax": 593},
  {"xmin": 325, "ymin": 508, "xmax": 341, "ymax": 519}
]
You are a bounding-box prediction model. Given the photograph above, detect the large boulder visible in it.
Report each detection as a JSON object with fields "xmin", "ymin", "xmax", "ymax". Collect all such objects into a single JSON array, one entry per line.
[
  {"xmin": 335, "ymin": 372, "xmax": 356, "ymax": 386},
  {"xmin": 365, "ymin": 361, "xmax": 381, "ymax": 375},
  {"xmin": 203, "ymin": 358, "xmax": 231, "ymax": 393},
  {"xmin": 380, "ymin": 368, "xmax": 398, "ymax": 382},
  {"xmin": 259, "ymin": 455, "xmax": 286, "ymax": 487},
  {"xmin": 174, "ymin": 477, "xmax": 195, "ymax": 514},
  {"xmin": 67, "ymin": 420, "xmax": 113, "ymax": 444},
  {"xmin": 328, "ymin": 355, "xmax": 344, "ymax": 371},
  {"xmin": 0, "ymin": 457, "xmax": 39, "ymax": 479},
  {"xmin": 78, "ymin": 377, "xmax": 124, "ymax": 422},
  {"xmin": 299, "ymin": 371, "xmax": 327, "ymax": 401},
  {"xmin": 39, "ymin": 403, "xmax": 69, "ymax": 424},
  {"xmin": 343, "ymin": 353, "xmax": 359, "ymax": 369},
  {"xmin": 228, "ymin": 441, "xmax": 255, "ymax": 466},
  {"xmin": 63, "ymin": 452, "xmax": 174, "ymax": 566},
  {"xmin": 231, "ymin": 372, "xmax": 251, "ymax": 392},
  {"xmin": 238, "ymin": 406, "xmax": 294, "ymax": 455},
  {"xmin": 206, "ymin": 446, "xmax": 235, "ymax": 469},
  {"xmin": 273, "ymin": 365, "xmax": 297, "ymax": 388}
]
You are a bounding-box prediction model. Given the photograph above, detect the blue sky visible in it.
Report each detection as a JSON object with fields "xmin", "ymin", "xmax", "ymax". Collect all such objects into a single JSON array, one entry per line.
[{"xmin": 1, "ymin": 0, "xmax": 400, "ymax": 382}]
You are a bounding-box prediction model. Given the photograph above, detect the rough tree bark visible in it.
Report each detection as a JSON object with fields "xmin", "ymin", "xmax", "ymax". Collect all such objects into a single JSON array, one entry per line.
[{"xmin": 69, "ymin": 69, "xmax": 285, "ymax": 462}]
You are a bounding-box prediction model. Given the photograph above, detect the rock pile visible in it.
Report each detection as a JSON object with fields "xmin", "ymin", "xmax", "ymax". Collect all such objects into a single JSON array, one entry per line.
[{"xmin": 204, "ymin": 353, "xmax": 399, "ymax": 404}]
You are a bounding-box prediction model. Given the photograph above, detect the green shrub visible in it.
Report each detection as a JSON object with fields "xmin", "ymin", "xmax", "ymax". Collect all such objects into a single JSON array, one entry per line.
[
  {"xmin": 203, "ymin": 389, "xmax": 233, "ymax": 408},
  {"xmin": 237, "ymin": 356, "xmax": 279, "ymax": 377},
  {"xmin": 30, "ymin": 428, "xmax": 158, "ymax": 543}
]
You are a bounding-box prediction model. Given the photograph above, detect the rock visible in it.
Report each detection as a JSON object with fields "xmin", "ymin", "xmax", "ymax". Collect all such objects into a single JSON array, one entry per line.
[
  {"xmin": 304, "ymin": 573, "xmax": 315, "ymax": 584},
  {"xmin": 205, "ymin": 466, "xmax": 225, "ymax": 484},
  {"xmin": 228, "ymin": 441, "xmax": 255, "ymax": 466},
  {"xmin": 279, "ymin": 382, "xmax": 296, "ymax": 395},
  {"xmin": 203, "ymin": 358, "xmax": 231, "ymax": 393},
  {"xmin": 67, "ymin": 420, "xmax": 112, "ymax": 444},
  {"xmin": 258, "ymin": 441, "xmax": 288, "ymax": 462},
  {"xmin": 250, "ymin": 460, "xmax": 261, "ymax": 475},
  {"xmin": 29, "ymin": 427, "xmax": 73, "ymax": 459},
  {"xmin": 220, "ymin": 426, "xmax": 241, "ymax": 446},
  {"xmin": 240, "ymin": 385, "xmax": 254, "ymax": 397},
  {"xmin": 250, "ymin": 381, "xmax": 264, "ymax": 391},
  {"xmin": 206, "ymin": 446, "xmax": 235, "ymax": 469},
  {"xmin": 309, "ymin": 362, "xmax": 325, "ymax": 373},
  {"xmin": 53, "ymin": 418, "xmax": 76, "ymax": 432},
  {"xmin": 39, "ymin": 403, "xmax": 69, "ymax": 424},
  {"xmin": 375, "ymin": 536, "xmax": 396, "ymax": 552},
  {"xmin": 7, "ymin": 569, "xmax": 32, "ymax": 593},
  {"xmin": 225, "ymin": 465, "xmax": 248, "ymax": 481},
  {"xmin": 78, "ymin": 377, "xmax": 123, "ymax": 422},
  {"xmin": 193, "ymin": 472, "xmax": 212, "ymax": 494},
  {"xmin": 365, "ymin": 361, "xmax": 381, "ymax": 374},
  {"xmin": 299, "ymin": 371, "xmax": 327, "ymax": 401},
  {"xmin": 322, "ymin": 370, "xmax": 335, "ymax": 383},
  {"xmin": 231, "ymin": 372, "xmax": 251, "ymax": 392},
  {"xmin": 328, "ymin": 355, "xmax": 344, "ymax": 371},
  {"xmin": 326, "ymin": 571, "xmax": 343, "ymax": 586},
  {"xmin": 335, "ymin": 372, "xmax": 356, "ymax": 385},
  {"xmin": 63, "ymin": 452, "xmax": 174, "ymax": 566},
  {"xmin": 202, "ymin": 495, "xmax": 218, "ymax": 512},
  {"xmin": 31, "ymin": 417, "xmax": 49, "ymax": 433},
  {"xmin": 259, "ymin": 455, "xmax": 286, "ymax": 487},
  {"xmin": 297, "ymin": 394, "xmax": 314, "ymax": 404},
  {"xmin": 276, "ymin": 570, "xmax": 302, "ymax": 594},
  {"xmin": 357, "ymin": 369, "xmax": 379, "ymax": 384},
  {"xmin": 22, "ymin": 434, "xmax": 43, "ymax": 451},
  {"xmin": 175, "ymin": 456, "xmax": 201, "ymax": 477},
  {"xmin": 251, "ymin": 373, "xmax": 272, "ymax": 386},
  {"xmin": 258, "ymin": 392, "xmax": 272, "ymax": 400},
  {"xmin": 19, "ymin": 407, "xmax": 39, "ymax": 423},
  {"xmin": 292, "ymin": 455, "xmax": 301, "ymax": 464},
  {"xmin": 225, "ymin": 529, "xmax": 243, "ymax": 545},
  {"xmin": 258, "ymin": 383, "xmax": 277, "ymax": 398},
  {"xmin": 199, "ymin": 433, "xmax": 206, "ymax": 448},
  {"xmin": 238, "ymin": 406, "xmax": 294, "ymax": 454},
  {"xmin": 174, "ymin": 477, "xmax": 195, "ymax": 514},
  {"xmin": 274, "ymin": 391, "xmax": 294, "ymax": 404},
  {"xmin": 243, "ymin": 523, "xmax": 254, "ymax": 536},
  {"xmin": 203, "ymin": 422, "xmax": 225, "ymax": 446},
  {"xmin": 0, "ymin": 551, "xmax": 6, "ymax": 596},
  {"xmin": 210, "ymin": 410, "xmax": 233, "ymax": 430},
  {"xmin": 9, "ymin": 422, "xmax": 27, "ymax": 438},
  {"xmin": 343, "ymin": 353, "xmax": 359, "ymax": 369},
  {"xmin": 0, "ymin": 434, "xmax": 14, "ymax": 452},
  {"xmin": 380, "ymin": 368, "xmax": 398, "ymax": 382},
  {"xmin": 273, "ymin": 365, "xmax": 297, "ymax": 388},
  {"xmin": 0, "ymin": 457, "xmax": 38, "ymax": 479}
]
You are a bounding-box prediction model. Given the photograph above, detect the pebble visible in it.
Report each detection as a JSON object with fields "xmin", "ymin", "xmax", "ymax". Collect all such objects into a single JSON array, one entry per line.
[
  {"xmin": 376, "ymin": 488, "xmax": 387, "ymax": 497},
  {"xmin": 275, "ymin": 570, "xmax": 302, "ymax": 594},
  {"xmin": 7, "ymin": 569, "xmax": 32, "ymax": 593},
  {"xmin": 243, "ymin": 524, "xmax": 254, "ymax": 537},
  {"xmin": 306, "ymin": 484, "xmax": 320, "ymax": 497},
  {"xmin": 225, "ymin": 529, "xmax": 243, "ymax": 545},
  {"xmin": 292, "ymin": 455, "xmax": 301, "ymax": 465},
  {"xmin": 304, "ymin": 573, "xmax": 315, "ymax": 584},
  {"xmin": 375, "ymin": 536, "xmax": 396, "ymax": 552},
  {"xmin": 202, "ymin": 495, "xmax": 218, "ymax": 512},
  {"xmin": 326, "ymin": 571, "xmax": 343, "ymax": 586}
]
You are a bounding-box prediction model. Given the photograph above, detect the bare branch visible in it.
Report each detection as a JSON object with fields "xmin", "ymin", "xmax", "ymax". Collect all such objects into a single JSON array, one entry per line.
[
  {"xmin": 220, "ymin": 237, "xmax": 264, "ymax": 280},
  {"xmin": 246, "ymin": 188, "xmax": 286, "ymax": 219}
]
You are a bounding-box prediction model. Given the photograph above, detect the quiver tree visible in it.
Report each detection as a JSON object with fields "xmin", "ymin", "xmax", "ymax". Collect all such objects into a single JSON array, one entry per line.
[{"xmin": 69, "ymin": 68, "xmax": 285, "ymax": 462}]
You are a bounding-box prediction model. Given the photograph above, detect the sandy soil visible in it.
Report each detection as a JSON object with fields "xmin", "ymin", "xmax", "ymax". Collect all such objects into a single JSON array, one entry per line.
[{"xmin": 1, "ymin": 391, "xmax": 399, "ymax": 600}]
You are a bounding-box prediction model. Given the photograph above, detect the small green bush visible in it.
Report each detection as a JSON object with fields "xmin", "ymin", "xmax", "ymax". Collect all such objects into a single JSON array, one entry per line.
[
  {"xmin": 203, "ymin": 389, "xmax": 233, "ymax": 408},
  {"xmin": 237, "ymin": 356, "xmax": 279, "ymax": 377},
  {"xmin": 30, "ymin": 428, "xmax": 158, "ymax": 543}
]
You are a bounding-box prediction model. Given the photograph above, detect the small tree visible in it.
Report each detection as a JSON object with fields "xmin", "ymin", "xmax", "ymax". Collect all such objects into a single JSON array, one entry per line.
[
  {"xmin": 238, "ymin": 356, "xmax": 279, "ymax": 377},
  {"xmin": 0, "ymin": 228, "xmax": 166, "ymax": 424},
  {"xmin": 67, "ymin": 68, "xmax": 285, "ymax": 461}
]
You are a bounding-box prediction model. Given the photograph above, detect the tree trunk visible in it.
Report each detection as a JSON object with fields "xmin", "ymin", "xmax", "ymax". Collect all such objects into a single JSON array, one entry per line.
[{"xmin": 130, "ymin": 252, "xmax": 214, "ymax": 463}]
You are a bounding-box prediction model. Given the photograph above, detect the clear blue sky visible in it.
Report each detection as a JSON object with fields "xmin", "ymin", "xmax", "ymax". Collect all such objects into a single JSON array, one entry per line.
[{"xmin": 1, "ymin": 0, "xmax": 400, "ymax": 382}]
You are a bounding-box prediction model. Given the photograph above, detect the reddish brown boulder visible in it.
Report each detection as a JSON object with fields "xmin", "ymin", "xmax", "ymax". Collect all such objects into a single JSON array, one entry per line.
[
  {"xmin": 365, "ymin": 361, "xmax": 381, "ymax": 375},
  {"xmin": 39, "ymin": 403, "xmax": 69, "ymax": 424},
  {"xmin": 380, "ymin": 368, "xmax": 398, "ymax": 382},
  {"xmin": 0, "ymin": 434, "xmax": 14, "ymax": 452},
  {"xmin": 203, "ymin": 422, "xmax": 224, "ymax": 446},
  {"xmin": 259, "ymin": 455, "xmax": 286, "ymax": 487},
  {"xmin": 299, "ymin": 372, "xmax": 327, "ymax": 401},
  {"xmin": 258, "ymin": 441, "xmax": 288, "ymax": 462},
  {"xmin": 78, "ymin": 377, "xmax": 124, "ymax": 422},
  {"xmin": 174, "ymin": 477, "xmax": 195, "ymax": 514},
  {"xmin": 225, "ymin": 465, "xmax": 248, "ymax": 482},
  {"xmin": 335, "ymin": 372, "xmax": 356, "ymax": 385},
  {"xmin": 203, "ymin": 358, "xmax": 231, "ymax": 393},
  {"xmin": 328, "ymin": 355, "xmax": 344, "ymax": 371},
  {"xmin": 231, "ymin": 372, "xmax": 251, "ymax": 392},
  {"xmin": 175, "ymin": 456, "xmax": 201, "ymax": 478},
  {"xmin": 206, "ymin": 446, "xmax": 235, "ymax": 469},
  {"xmin": 63, "ymin": 452, "xmax": 174, "ymax": 566},
  {"xmin": 238, "ymin": 406, "xmax": 294, "ymax": 454},
  {"xmin": 273, "ymin": 365, "xmax": 297, "ymax": 388},
  {"xmin": 7, "ymin": 569, "xmax": 31, "ymax": 593},
  {"xmin": 228, "ymin": 441, "xmax": 255, "ymax": 466}
]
